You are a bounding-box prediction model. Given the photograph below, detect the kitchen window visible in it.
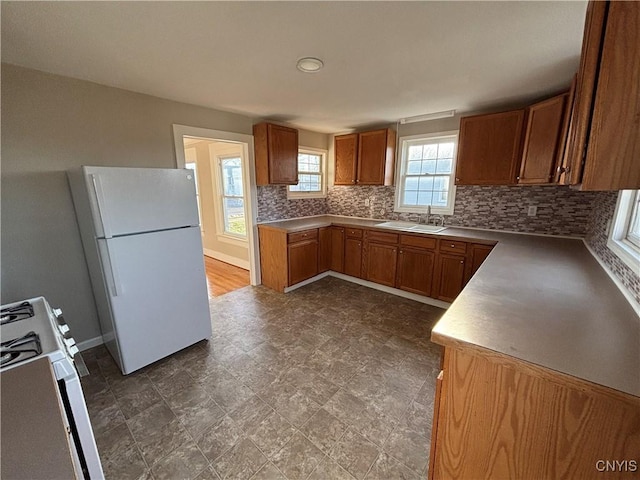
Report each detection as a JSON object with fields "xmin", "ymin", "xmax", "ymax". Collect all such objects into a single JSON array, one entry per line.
[
  {"xmin": 607, "ymin": 190, "xmax": 640, "ymax": 270},
  {"xmin": 287, "ymin": 148, "xmax": 327, "ymax": 199},
  {"xmin": 394, "ymin": 132, "xmax": 458, "ymax": 215}
]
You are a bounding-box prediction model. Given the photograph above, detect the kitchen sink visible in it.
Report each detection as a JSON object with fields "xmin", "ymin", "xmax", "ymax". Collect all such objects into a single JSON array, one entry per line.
[
  {"xmin": 409, "ymin": 224, "xmax": 446, "ymax": 233},
  {"xmin": 375, "ymin": 221, "xmax": 446, "ymax": 233}
]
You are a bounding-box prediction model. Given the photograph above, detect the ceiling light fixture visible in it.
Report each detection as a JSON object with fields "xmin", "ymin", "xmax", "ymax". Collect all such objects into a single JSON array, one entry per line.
[
  {"xmin": 400, "ymin": 110, "xmax": 456, "ymax": 124},
  {"xmin": 296, "ymin": 57, "xmax": 324, "ymax": 73}
]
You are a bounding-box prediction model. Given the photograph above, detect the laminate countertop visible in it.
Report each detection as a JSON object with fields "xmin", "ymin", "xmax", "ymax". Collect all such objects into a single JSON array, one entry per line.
[{"xmin": 258, "ymin": 215, "xmax": 640, "ymax": 398}]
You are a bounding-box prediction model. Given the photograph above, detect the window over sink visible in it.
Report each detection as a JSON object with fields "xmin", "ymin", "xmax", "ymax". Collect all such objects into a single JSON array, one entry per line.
[{"xmin": 394, "ymin": 131, "xmax": 459, "ymax": 215}]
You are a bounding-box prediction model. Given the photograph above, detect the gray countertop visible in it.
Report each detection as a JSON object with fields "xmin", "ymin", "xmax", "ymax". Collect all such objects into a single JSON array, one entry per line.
[{"xmin": 258, "ymin": 215, "xmax": 640, "ymax": 398}]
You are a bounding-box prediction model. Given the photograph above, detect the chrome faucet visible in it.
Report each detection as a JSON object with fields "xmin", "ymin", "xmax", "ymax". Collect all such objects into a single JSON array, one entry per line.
[
  {"xmin": 431, "ymin": 214, "xmax": 445, "ymax": 227},
  {"xmin": 419, "ymin": 205, "xmax": 431, "ymax": 225}
]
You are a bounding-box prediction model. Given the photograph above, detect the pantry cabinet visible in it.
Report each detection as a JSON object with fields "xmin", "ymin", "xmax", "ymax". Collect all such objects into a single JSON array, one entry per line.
[
  {"xmin": 518, "ymin": 93, "xmax": 569, "ymax": 184},
  {"xmin": 565, "ymin": 1, "xmax": 640, "ymax": 190},
  {"xmin": 253, "ymin": 123, "xmax": 299, "ymax": 185},
  {"xmin": 334, "ymin": 128, "xmax": 396, "ymax": 186},
  {"xmin": 456, "ymin": 110, "xmax": 525, "ymax": 185}
]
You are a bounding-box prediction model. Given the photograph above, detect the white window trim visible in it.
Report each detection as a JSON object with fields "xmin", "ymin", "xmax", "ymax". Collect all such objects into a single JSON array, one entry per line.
[
  {"xmin": 607, "ymin": 190, "xmax": 640, "ymax": 272},
  {"xmin": 212, "ymin": 153, "xmax": 249, "ymax": 244},
  {"xmin": 287, "ymin": 146, "xmax": 328, "ymax": 200},
  {"xmin": 394, "ymin": 131, "xmax": 459, "ymax": 215}
]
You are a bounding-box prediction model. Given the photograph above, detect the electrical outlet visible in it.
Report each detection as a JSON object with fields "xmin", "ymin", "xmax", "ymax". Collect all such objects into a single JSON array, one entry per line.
[
  {"xmin": 527, "ymin": 206, "xmax": 537, "ymax": 217},
  {"xmin": 380, "ymin": 209, "xmax": 385, "ymax": 216},
  {"xmin": 364, "ymin": 198, "xmax": 370, "ymax": 207}
]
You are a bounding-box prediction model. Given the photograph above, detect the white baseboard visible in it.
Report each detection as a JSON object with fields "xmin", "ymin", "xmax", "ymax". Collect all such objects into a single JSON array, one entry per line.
[
  {"xmin": 203, "ymin": 248, "xmax": 250, "ymax": 270},
  {"xmin": 77, "ymin": 335, "xmax": 104, "ymax": 352},
  {"xmin": 583, "ymin": 240, "xmax": 640, "ymax": 317},
  {"xmin": 284, "ymin": 270, "xmax": 450, "ymax": 309}
]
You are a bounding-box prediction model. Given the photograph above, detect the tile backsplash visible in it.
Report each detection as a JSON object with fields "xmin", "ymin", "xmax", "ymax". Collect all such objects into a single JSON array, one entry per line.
[
  {"xmin": 327, "ymin": 185, "xmax": 599, "ymax": 237},
  {"xmin": 257, "ymin": 186, "xmax": 328, "ymax": 222},
  {"xmin": 585, "ymin": 191, "xmax": 640, "ymax": 305}
]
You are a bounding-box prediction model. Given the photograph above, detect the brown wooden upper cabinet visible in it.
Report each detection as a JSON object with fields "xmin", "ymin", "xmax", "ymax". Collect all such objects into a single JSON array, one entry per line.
[
  {"xmin": 253, "ymin": 123, "xmax": 299, "ymax": 186},
  {"xmin": 455, "ymin": 110, "xmax": 525, "ymax": 185},
  {"xmin": 334, "ymin": 128, "xmax": 396, "ymax": 186},
  {"xmin": 518, "ymin": 93, "xmax": 570, "ymax": 184},
  {"xmin": 564, "ymin": 1, "xmax": 640, "ymax": 190}
]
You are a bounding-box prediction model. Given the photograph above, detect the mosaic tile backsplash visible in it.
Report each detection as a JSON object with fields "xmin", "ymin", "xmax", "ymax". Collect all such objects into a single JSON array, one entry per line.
[
  {"xmin": 257, "ymin": 185, "xmax": 328, "ymax": 222},
  {"xmin": 585, "ymin": 191, "xmax": 640, "ymax": 306},
  {"xmin": 327, "ymin": 185, "xmax": 599, "ymax": 237}
]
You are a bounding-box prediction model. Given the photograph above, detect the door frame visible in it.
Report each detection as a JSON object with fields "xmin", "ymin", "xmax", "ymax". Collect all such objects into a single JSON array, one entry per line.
[{"xmin": 172, "ymin": 124, "xmax": 260, "ymax": 286}]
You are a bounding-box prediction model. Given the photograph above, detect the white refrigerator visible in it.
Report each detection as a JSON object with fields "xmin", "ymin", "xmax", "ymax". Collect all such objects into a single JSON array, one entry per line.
[{"xmin": 68, "ymin": 166, "xmax": 212, "ymax": 374}]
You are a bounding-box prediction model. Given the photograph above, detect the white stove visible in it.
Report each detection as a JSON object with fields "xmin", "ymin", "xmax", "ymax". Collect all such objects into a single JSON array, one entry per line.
[{"xmin": 0, "ymin": 297, "xmax": 104, "ymax": 479}]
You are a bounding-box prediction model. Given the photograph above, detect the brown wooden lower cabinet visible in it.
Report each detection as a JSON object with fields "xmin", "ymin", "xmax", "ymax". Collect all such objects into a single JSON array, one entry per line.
[
  {"xmin": 397, "ymin": 247, "xmax": 436, "ymax": 296},
  {"xmin": 435, "ymin": 253, "xmax": 466, "ymax": 302},
  {"xmin": 287, "ymin": 239, "xmax": 318, "ymax": 285},
  {"xmin": 365, "ymin": 242, "xmax": 398, "ymax": 287},
  {"xmin": 465, "ymin": 243, "xmax": 494, "ymax": 283},
  {"xmin": 330, "ymin": 227, "xmax": 345, "ymax": 273},
  {"xmin": 344, "ymin": 237, "xmax": 363, "ymax": 278},
  {"xmin": 318, "ymin": 227, "xmax": 331, "ymax": 273},
  {"xmin": 429, "ymin": 346, "xmax": 640, "ymax": 480}
]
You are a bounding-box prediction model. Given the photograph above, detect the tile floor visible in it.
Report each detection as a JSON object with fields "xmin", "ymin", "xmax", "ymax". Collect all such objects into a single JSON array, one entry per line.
[{"xmin": 81, "ymin": 277, "xmax": 445, "ymax": 480}]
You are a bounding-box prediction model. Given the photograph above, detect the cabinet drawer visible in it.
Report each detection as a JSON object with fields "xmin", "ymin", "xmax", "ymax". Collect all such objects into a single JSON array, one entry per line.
[
  {"xmin": 400, "ymin": 235, "xmax": 437, "ymax": 250},
  {"xmin": 288, "ymin": 229, "xmax": 318, "ymax": 243},
  {"xmin": 367, "ymin": 230, "xmax": 398, "ymax": 244},
  {"xmin": 439, "ymin": 240, "xmax": 468, "ymax": 254},
  {"xmin": 345, "ymin": 228, "xmax": 363, "ymax": 239}
]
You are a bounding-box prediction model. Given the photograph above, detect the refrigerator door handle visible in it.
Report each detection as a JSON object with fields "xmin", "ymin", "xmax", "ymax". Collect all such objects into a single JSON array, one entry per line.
[
  {"xmin": 100, "ymin": 241, "xmax": 122, "ymax": 297},
  {"xmin": 91, "ymin": 174, "xmax": 113, "ymax": 239}
]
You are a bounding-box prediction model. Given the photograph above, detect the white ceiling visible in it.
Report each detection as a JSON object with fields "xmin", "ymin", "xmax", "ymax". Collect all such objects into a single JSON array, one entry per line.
[{"xmin": 1, "ymin": 1, "xmax": 587, "ymax": 134}]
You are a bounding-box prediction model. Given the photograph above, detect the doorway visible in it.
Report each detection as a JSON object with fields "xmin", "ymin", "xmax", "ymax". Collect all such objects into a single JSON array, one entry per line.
[{"xmin": 173, "ymin": 125, "xmax": 260, "ymax": 295}]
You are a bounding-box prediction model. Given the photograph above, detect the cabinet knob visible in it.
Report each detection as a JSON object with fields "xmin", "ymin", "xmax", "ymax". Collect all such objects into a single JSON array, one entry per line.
[
  {"xmin": 451, "ymin": 244, "xmax": 455, "ymax": 248},
  {"xmin": 557, "ymin": 166, "xmax": 567, "ymax": 173},
  {"xmin": 399, "ymin": 250, "xmax": 403, "ymax": 254},
  {"xmin": 516, "ymin": 176, "xmax": 520, "ymax": 180},
  {"xmin": 455, "ymin": 177, "xmax": 460, "ymax": 182},
  {"xmin": 460, "ymin": 260, "xmax": 464, "ymax": 264}
]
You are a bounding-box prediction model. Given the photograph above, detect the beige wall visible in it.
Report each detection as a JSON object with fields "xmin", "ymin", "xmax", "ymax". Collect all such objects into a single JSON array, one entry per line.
[
  {"xmin": 1, "ymin": 64, "xmax": 254, "ymax": 344},
  {"xmin": 189, "ymin": 140, "xmax": 249, "ymax": 265}
]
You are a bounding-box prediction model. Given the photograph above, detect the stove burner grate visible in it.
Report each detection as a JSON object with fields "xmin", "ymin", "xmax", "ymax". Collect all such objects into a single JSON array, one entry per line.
[
  {"xmin": 0, "ymin": 301, "xmax": 35, "ymax": 326},
  {"xmin": 0, "ymin": 331, "xmax": 42, "ymax": 367}
]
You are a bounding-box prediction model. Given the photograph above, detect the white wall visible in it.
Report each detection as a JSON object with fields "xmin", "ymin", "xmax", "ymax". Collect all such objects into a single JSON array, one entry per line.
[{"xmin": 1, "ymin": 64, "xmax": 254, "ymax": 344}]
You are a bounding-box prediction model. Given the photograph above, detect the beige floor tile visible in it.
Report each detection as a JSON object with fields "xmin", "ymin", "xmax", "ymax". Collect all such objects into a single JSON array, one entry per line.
[
  {"xmin": 271, "ymin": 432, "xmax": 325, "ymax": 480},
  {"xmin": 211, "ymin": 438, "xmax": 267, "ymax": 480}
]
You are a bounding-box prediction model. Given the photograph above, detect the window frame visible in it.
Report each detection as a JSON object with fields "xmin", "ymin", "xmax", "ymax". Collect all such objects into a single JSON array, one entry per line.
[
  {"xmin": 394, "ymin": 131, "xmax": 459, "ymax": 215},
  {"xmin": 184, "ymin": 157, "xmax": 204, "ymax": 233},
  {"xmin": 287, "ymin": 146, "xmax": 327, "ymax": 199},
  {"xmin": 607, "ymin": 190, "xmax": 640, "ymax": 271},
  {"xmin": 216, "ymin": 154, "xmax": 248, "ymax": 240}
]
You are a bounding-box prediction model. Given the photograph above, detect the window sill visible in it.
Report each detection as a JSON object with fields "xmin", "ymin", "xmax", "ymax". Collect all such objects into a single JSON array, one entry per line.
[
  {"xmin": 394, "ymin": 205, "xmax": 454, "ymax": 216},
  {"xmin": 216, "ymin": 233, "xmax": 248, "ymax": 247},
  {"xmin": 286, "ymin": 193, "xmax": 327, "ymax": 200}
]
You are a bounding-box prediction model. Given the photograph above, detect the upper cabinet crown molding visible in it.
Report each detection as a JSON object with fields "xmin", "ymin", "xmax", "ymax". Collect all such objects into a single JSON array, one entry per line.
[
  {"xmin": 253, "ymin": 122, "xmax": 299, "ymax": 186},
  {"xmin": 334, "ymin": 128, "xmax": 396, "ymax": 186}
]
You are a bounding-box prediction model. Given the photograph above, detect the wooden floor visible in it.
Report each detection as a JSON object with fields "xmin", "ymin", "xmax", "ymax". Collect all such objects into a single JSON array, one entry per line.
[{"xmin": 203, "ymin": 256, "xmax": 250, "ymax": 297}]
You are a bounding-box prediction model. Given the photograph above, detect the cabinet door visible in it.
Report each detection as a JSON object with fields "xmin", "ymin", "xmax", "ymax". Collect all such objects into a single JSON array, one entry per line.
[
  {"xmin": 330, "ymin": 227, "xmax": 345, "ymax": 273},
  {"xmin": 334, "ymin": 134, "xmax": 358, "ymax": 185},
  {"xmin": 357, "ymin": 129, "xmax": 395, "ymax": 185},
  {"xmin": 464, "ymin": 244, "xmax": 493, "ymax": 284},
  {"xmin": 397, "ymin": 247, "xmax": 436, "ymax": 297},
  {"xmin": 318, "ymin": 227, "xmax": 331, "ymax": 273},
  {"xmin": 582, "ymin": 1, "xmax": 640, "ymax": 190},
  {"xmin": 268, "ymin": 124, "xmax": 299, "ymax": 184},
  {"xmin": 564, "ymin": 1, "xmax": 607, "ymax": 186},
  {"xmin": 436, "ymin": 253, "xmax": 466, "ymax": 302},
  {"xmin": 519, "ymin": 94, "xmax": 568, "ymax": 184},
  {"xmin": 288, "ymin": 240, "xmax": 318, "ymax": 286},
  {"xmin": 366, "ymin": 242, "xmax": 398, "ymax": 287},
  {"xmin": 344, "ymin": 237, "xmax": 363, "ymax": 278},
  {"xmin": 456, "ymin": 110, "xmax": 525, "ymax": 185}
]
